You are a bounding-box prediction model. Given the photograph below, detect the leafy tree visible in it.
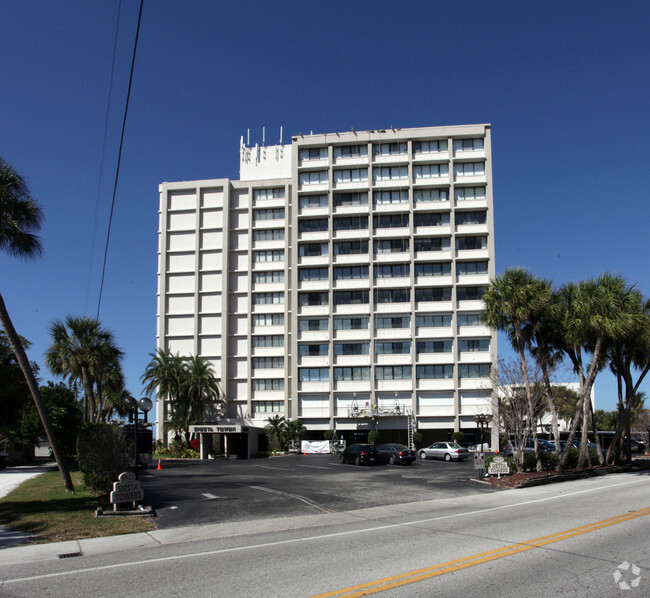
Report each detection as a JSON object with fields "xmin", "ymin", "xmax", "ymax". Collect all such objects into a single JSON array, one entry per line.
[
  {"xmin": 142, "ymin": 350, "xmax": 224, "ymax": 443},
  {"xmin": 0, "ymin": 158, "xmax": 73, "ymax": 490},
  {"xmin": 76, "ymin": 423, "xmax": 130, "ymax": 495},
  {"xmin": 45, "ymin": 316, "xmax": 124, "ymax": 423},
  {"xmin": 0, "ymin": 330, "xmax": 31, "ymax": 447},
  {"xmin": 265, "ymin": 415, "xmax": 287, "ymax": 451},
  {"xmin": 482, "ymin": 268, "xmax": 550, "ymax": 471},
  {"xmin": 593, "ymin": 410, "xmax": 618, "ymax": 431},
  {"xmin": 284, "ymin": 419, "xmax": 307, "ymax": 449}
]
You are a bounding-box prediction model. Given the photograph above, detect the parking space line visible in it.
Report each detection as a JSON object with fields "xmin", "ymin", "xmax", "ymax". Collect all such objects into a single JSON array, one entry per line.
[
  {"xmin": 255, "ymin": 465, "xmax": 295, "ymax": 471},
  {"xmin": 297, "ymin": 465, "xmax": 333, "ymax": 470},
  {"xmin": 249, "ymin": 485, "xmax": 334, "ymax": 514}
]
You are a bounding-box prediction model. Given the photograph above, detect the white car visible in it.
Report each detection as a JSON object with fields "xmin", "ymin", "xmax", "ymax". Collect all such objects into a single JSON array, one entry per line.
[{"xmin": 419, "ymin": 442, "xmax": 469, "ymax": 461}]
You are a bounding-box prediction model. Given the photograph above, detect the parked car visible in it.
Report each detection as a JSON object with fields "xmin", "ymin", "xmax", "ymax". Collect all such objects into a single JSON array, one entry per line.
[
  {"xmin": 419, "ymin": 442, "xmax": 469, "ymax": 461},
  {"xmin": 503, "ymin": 438, "xmax": 555, "ymax": 457},
  {"xmin": 340, "ymin": 443, "xmax": 382, "ymax": 466},
  {"xmin": 377, "ymin": 443, "xmax": 416, "ymax": 465}
]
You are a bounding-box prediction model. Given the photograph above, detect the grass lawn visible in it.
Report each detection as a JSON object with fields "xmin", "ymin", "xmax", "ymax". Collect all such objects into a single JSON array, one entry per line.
[{"xmin": 0, "ymin": 470, "xmax": 155, "ymax": 544}]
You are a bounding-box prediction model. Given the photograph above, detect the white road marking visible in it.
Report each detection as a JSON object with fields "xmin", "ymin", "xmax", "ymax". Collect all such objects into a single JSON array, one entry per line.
[
  {"xmin": 248, "ymin": 485, "xmax": 333, "ymax": 513},
  {"xmin": 296, "ymin": 465, "xmax": 332, "ymax": 470},
  {"xmin": 201, "ymin": 493, "xmax": 221, "ymax": 500}
]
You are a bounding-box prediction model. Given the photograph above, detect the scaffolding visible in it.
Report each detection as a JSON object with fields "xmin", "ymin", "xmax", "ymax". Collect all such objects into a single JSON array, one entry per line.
[{"xmin": 346, "ymin": 399, "xmax": 416, "ymax": 450}]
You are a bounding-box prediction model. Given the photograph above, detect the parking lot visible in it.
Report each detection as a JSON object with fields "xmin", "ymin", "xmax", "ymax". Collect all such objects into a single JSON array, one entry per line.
[{"xmin": 142, "ymin": 452, "xmax": 503, "ymax": 529}]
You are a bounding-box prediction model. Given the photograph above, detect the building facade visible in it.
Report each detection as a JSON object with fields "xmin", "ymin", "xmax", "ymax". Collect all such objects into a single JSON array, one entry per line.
[{"xmin": 156, "ymin": 124, "xmax": 498, "ymax": 456}]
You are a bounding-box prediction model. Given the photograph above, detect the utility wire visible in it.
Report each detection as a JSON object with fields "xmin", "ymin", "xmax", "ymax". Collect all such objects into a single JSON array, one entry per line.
[
  {"xmin": 85, "ymin": 0, "xmax": 122, "ymax": 315},
  {"xmin": 96, "ymin": 0, "xmax": 144, "ymax": 319}
]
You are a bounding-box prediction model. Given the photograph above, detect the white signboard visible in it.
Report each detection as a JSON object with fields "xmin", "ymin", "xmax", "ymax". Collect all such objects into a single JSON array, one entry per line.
[
  {"xmin": 189, "ymin": 424, "xmax": 247, "ymax": 434},
  {"xmin": 301, "ymin": 440, "xmax": 331, "ymax": 454},
  {"xmin": 488, "ymin": 456, "xmax": 510, "ymax": 476},
  {"xmin": 473, "ymin": 452, "xmax": 486, "ymax": 469},
  {"xmin": 110, "ymin": 471, "xmax": 143, "ymax": 505}
]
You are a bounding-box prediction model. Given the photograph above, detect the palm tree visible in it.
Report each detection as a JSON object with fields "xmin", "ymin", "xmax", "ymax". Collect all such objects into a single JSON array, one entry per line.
[
  {"xmin": 284, "ymin": 419, "xmax": 307, "ymax": 450},
  {"xmin": 481, "ymin": 267, "xmax": 549, "ymax": 471},
  {"xmin": 0, "ymin": 158, "xmax": 73, "ymax": 491},
  {"xmin": 180, "ymin": 355, "xmax": 223, "ymax": 443},
  {"xmin": 265, "ymin": 415, "xmax": 287, "ymax": 451},
  {"xmin": 45, "ymin": 316, "xmax": 124, "ymax": 423}
]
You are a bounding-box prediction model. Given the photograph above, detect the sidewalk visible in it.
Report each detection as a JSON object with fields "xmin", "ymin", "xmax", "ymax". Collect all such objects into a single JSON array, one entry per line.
[{"xmin": 0, "ymin": 463, "xmax": 57, "ymax": 548}]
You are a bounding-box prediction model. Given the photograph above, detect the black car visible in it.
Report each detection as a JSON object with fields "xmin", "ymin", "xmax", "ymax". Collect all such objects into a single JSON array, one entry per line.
[
  {"xmin": 377, "ymin": 443, "xmax": 416, "ymax": 465},
  {"xmin": 340, "ymin": 443, "xmax": 381, "ymax": 466}
]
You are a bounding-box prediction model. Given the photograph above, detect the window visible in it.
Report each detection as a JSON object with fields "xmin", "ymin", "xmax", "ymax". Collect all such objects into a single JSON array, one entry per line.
[
  {"xmin": 299, "ymin": 147, "xmax": 327, "ymax": 161},
  {"xmin": 374, "ymin": 238, "xmax": 409, "ymax": 253},
  {"xmin": 373, "ymin": 166, "xmax": 408, "ymax": 181},
  {"xmin": 299, "ymin": 267, "xmax": 328, "ymax": 282},
  {"xmin": 299, "ymin": 368, "xmax": 330, "ymax": 382},
  {"xmin": 299, "ymin": 194, "xmax": 328, "ymax": 209},
  {"xmin": 457, "ymin": 261, "xmax": 488, "ymax": 275},
  {"xmin": 454, "ymin": 162, "xmax": 485, "ymax": 177},
  {"xmin": 413, "ymin": 140, "xmax": 448, "ymax": 154},
  {"xmin": 299, "ymin": 218, "xmax": 328, "ymax": 233},
  {"xmin": 334, "ymin": 342, "xmax": 369, "ymax": 355},
  {"xmin": 373, "ymin": 213, "xmax": 409, "ymax": 229},
  {"xmin": 458, "ymin": 313, "xmax": 481, "ymax": 326},
  {"xmin": 413, "ymin": 164, "xmax": 448, "ymax": 179},
  {"xmin": 254, "ymin": 188, "xmax": 285, "ymax": 201},
  {"xmin": 414, "ymin": 188, "xmax": 448, "ymax": 203},
  {"xmin": 299, "ymin": 292, "xmax": 328, "ymax": 306},
  {"xmin": 456, "ymin": 211, "xmax": 487, "ymax": 225},
  {"xmin": 253, "ymin": 314, "xmax": 284, "ymax": 326},
  {"xmin": 334, "ymin": 317, "xmax": 369, "ymax": 330},
  {"xmin": 253, "ymin": 270, "xmax": 284, "ymax": 284},
  {"xmin": 252, "ymin": 379, "xmax": 284, "ymax": 391},
  {"xmin": 253, "ymin": 229, "xmax": 284, "ymax": 241},
  {"xmin": 453, "ymin": 138, "xmax": 484, "ymax": 152},
  {"xmin": 458, "ymin": 363, "xmax": 491, "ymax": 378},
  {"xmin": 414, "ymin": 212, "xmax": 449, "ymax": 227},
  {"xmin": 375, "ymin": 316, "xmax": 410, "ymax": 329},
  {"xmin": 253, "ymin": 250, "xmax": 284, "ymax": 262},
  {"xmin": 333, "ymin": 265, "xmax": 368, "ymax": 280},
  {"xmin": 416, "ymin": 340, "xmax": 452, "ymax": 353},
  {"xmin": 333, "ymin": 191, "xmax": 368, "ymax": 206},
  {"xmin": 458, "ymin": 339, "xmax": 490, "ymax": 352},
  {"xmin": 457, "ymin": 287, "xmax": 486, "ymax": 301},
  {"xmin": 300, "ymin": 170, "xmax": 328, "ymax": 185},
  {"xmin": 373, "ymin": 142, "xmax": 407, "ymax": 156},
  {"xmin": 299, "ymin": 318, "xmax": 328, "ymax": 331},
  {"xmin": 415, "ymin": 262, "xmax": 451, "ymax": 277},
  {"xmin": 375, "ymin": 365, "xmax": 412, "ymax": 380},
  {"xmin": 334, "ymin": 144, "xmax": 368, "ymax": 158},
  {"xmin": 375, "ymin": 264, "xmax": 409, "ymax": 278},
  {"xmin": 253, "ymin": 292, "xmax": 284, "ymax": 305},
  {"xmin": 299, "ymin": 243, "xmax": 328, "ymax": 257},
  {"xmin": 252, "ymin": 356, "xmax": 284, "ymax": 369},
  {"xmin": 416, "ymin": 365, "xmax": 453, "ymax": 379},
  {"xmin": 457, "ymin": 236, "xmax": 487, "ymax": 250},
  {"xmin": 333, "ymin": 290, "xmax": 369, "ymax": 305},
  {"xmin": 334, "ymin": 367, "xmax": 370, "ymax": 381},
  {"xmin": 375, "ymin": 341, "xmax": 410, "ymax": 354},
  {"xmin": 252, "ymin": 335, "xmax": 284, "ymax": 348},
  {"xmin": 299, "ymin": 344, "xmax": 328, "ymax": 357},
  {"xmin": 251, "ymin": 400, "xmax": 283, "ymax": 415},
  {"xmin": 415, "ymin": 287, "xmax": 451, "ymax": 302},
  {"xmin": 334, "ymin": 168, "xmax": 368, "ymax": 183},
  {"xmin": 416, "ymin": 314, "xmax": 452, "ymax": 328},
  {"xmin": 374, "ymin": 289, "xmax": 410, "ymax": 303},
  {"xmin": 333, "ymin": 215, "xmax": 368, "ymax": 231},
  {"xmin": 334, "ymin": 240, "xmax": 368, "ymax": 255},
  {"xmin": 374, "ymin": 190, "xmax": 408, "ymax": 205},
  {"xmin": 455, "ymin": 187, "xmax": 486, "ymax": 202},
  {"xmin": 414, "ymin": 237, "xmax": 450, "ymax": 252},
  {"xmin": 253, "ymin": 208, "xmax": 285, "ymax": 221}
]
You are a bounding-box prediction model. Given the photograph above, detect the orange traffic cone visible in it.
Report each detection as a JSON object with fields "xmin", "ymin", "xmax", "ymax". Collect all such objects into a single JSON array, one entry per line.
[{"xmin": 157, "ymin": 459, "xmax": 162, "ymax": 470}]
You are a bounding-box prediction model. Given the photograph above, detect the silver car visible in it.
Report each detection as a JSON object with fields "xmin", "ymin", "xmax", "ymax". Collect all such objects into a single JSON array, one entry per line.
[{"xmin": 419, "ymin": 442, "xmax": 469, "ymax": 461}]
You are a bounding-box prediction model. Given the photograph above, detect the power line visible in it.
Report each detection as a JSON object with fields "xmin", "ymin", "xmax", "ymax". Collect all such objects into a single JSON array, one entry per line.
[{"xmin": 96, "ymin": 0, "xmax": 144, "ymax": 319}]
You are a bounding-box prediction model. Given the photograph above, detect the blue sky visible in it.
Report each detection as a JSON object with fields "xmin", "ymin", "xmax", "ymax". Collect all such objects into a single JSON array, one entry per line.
[{"xmin": 2, "ymin": 0, "xmax": 649, "ymax": 414}]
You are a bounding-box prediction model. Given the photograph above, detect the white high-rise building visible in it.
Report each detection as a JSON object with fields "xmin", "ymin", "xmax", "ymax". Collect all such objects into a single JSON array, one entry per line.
[{"xmin": 157, "ymin": 124, "xmax": 497, "ymax": 457}]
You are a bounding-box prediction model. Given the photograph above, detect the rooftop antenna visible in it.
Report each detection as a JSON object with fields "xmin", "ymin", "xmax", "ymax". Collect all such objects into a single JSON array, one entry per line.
[
  {"xmin": 262, "ymin": 126, "xmax": 266, "ymax": 147},
  {"xmin": 247, "ymin": 128, "xmax": 250, "ymax": 146},
  {"xmin": 280, "ymin": 126, "xmax": 283, "ymax": 145}
]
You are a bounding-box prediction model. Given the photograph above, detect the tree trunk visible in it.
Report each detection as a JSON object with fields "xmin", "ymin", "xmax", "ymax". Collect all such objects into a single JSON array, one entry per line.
[
  {"xmin": 0, "ymin": 292, "xmax": 74, "ymax": 492},
  {"xmin": 540, "ymin": 359, "xmax": 561, "ymax": 452}
]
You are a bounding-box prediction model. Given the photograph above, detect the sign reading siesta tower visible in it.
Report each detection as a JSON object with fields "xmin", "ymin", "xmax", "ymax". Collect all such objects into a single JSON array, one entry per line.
[{"xmin": 110, "ymin": 471, "xmax": 143, "ymax": 510}]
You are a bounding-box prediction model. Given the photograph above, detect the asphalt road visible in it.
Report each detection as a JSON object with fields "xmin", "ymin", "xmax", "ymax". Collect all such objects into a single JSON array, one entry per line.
[
  {"xmin": 141, "ymin": 453, "xmax": 501, "ymax": 528},
  {"xmin": 2, "ymin": 471, "xmax": 649, "ymax": 597}
]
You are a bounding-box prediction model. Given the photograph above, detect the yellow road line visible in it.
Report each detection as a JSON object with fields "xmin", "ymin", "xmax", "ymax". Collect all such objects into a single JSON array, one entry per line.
[{"xmin": 309, "ymin": 507, "xmax": 650, "ymax": 598}]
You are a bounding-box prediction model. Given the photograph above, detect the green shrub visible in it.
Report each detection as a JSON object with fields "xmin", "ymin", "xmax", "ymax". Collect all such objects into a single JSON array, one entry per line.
[
  {"xmin": 323, "ymin": 430, "xmax": 334, "ymax": 441},
  {"xmin": 452, "ymin": 431, "xmax": 465, "ymax": 444},
  {"xmin": 76, "ymin": 423, "xmax": 130, "ymax": 495},
  {"xmin": 367, "ymin": 430, "xmax": 380, "ymax": 446},
  {"xmin": 412, "ymin": 432, "xmax": 423, "ymax": 448}
]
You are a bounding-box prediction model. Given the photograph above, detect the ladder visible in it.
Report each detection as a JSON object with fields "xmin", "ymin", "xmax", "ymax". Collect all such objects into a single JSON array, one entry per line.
[{"xmin": 407, "ymin": 412, "xmax": 415, "ymax": 450}]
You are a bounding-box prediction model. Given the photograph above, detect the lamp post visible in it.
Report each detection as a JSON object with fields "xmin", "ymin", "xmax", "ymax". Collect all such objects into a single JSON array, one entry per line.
[
  {"xmin": 123, "ymin": 396, "xmax": 153, "ymax": 480},
  {"xmin": 475, "ymin": 413, "xmax": 493, "ymax": 451}
]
